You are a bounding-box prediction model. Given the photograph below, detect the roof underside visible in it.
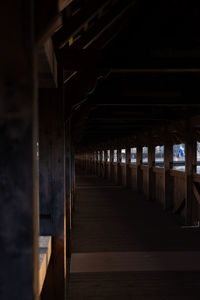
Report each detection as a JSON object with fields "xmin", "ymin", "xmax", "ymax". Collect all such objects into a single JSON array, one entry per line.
[{"xmin": 38, "ymin": 0, "xmax": 200, "ymax": 150}]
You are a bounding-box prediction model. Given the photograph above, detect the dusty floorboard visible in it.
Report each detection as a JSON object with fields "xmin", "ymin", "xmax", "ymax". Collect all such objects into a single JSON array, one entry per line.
[{"xmin": 68, "ymin": 175, "xmax": 200, "ymax": 299}]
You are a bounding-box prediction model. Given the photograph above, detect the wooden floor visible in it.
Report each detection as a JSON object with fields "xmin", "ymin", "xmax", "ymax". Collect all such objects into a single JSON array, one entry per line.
[{"xmin": 68, "ymin": 175, "xmax": 200, "ymax": 300}]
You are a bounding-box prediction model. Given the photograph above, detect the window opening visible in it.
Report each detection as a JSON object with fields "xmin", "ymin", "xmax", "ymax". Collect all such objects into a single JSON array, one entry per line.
[
  {"xmin": 155, "ymin": 146, "xmax": 164, "ymax": 167},
  {"xmin": 173, "ymin": 144, "xmax": 185, "ymax": 171},
  {"xmin": 142, "ymin": 147, "xmax": 148, "ymax": 165},
  {"xmin": 107, "ymin": 150, "xmax": 110, "ymax": 162},
  {"xmin": 131, "ymin": 148, "xmax": 137, "ymax": 164},
  {"xmin": 121, "ymin": 149, "xmax": 126, "ymax": 163},
  {"xmin": 102, "ymin": 150, "xmax": 104, "ymax": 161},
  {"xmin": 113, "ymin": 150, "xmax": 117, "ymax": 162},
  {"xmin": 197, "ymin": 142, "xmax": 200, "ymax": 173}
]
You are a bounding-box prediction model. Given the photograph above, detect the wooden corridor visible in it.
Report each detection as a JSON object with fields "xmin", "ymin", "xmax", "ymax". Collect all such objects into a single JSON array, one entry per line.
[{"xmin": 68, "ymin": 175, "xmax": 200, "ymax": 300}]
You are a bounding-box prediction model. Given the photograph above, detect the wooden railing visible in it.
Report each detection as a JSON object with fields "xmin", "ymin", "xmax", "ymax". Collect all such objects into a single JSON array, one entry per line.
[{"xmin": 81, "ymin": 156, "xmax": 200, "ymax": 224}]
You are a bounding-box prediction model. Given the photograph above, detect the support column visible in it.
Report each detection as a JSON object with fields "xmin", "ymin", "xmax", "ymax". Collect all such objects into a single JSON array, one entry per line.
[
  {"xmin": 164, "ymin": 143, "xmax": 174, "ymax": 210},
  {"xmin": 97, "ymin": 151, "xmax": 100, "ymax": 176},
  {"xmin": 90, "ymin": 152, "xmax": 94, "ymax": 174},
  {"xmin": 71, "ymin": 145, "xmax": 75, "ymax": 210},
  {"xmin": 126, "ymin": 148, "xmax": 131, "ymax": 187},
  {"xmin": 185, "ymin": 139, "xmax": 197, "ymax": 225},
  {"xmin": 109, "ymin": 149, "xmax": 114, "ymax": 181},
  {"xmin": 90, "ymin": 152, "xmax": 93, "ymax": 174},
  {"xmin": 104, "ymin": 149, "xmax": 108, "ymax": 178},
  {"xmin": 99, "ymin": 151, "xmax": 103, "ymax": 177},
  {"xmin": 65, "ymin": 120, "xmax": 72, "ymax": 258},
  {"xmin": 147, "ymin": 145, "xmax": 155, "ymax": 201},
  {"xmin": 39, "ymin": 89, "xmax": 66, "ymax": 300},
  {"xmin": 117, "ymin": 149, "xmax": 121, "ymax": 185},
  {"xmin": 0, "ymin": 1, "xmax": 39, "ymax": 299},
  {"xmin": 93, "ymin": 151, "xmax": 97, "ymax": 175},
  {"xmin": 84, "ymin": 153, "xmax": 87, "ymax": 173},
  {"xmin": 87, "ymin": 153, "xmax": 90, "ymax": 174},
  {"xmin": 136, "ymin": 146, "xmax": 143, "ymax": 192}
]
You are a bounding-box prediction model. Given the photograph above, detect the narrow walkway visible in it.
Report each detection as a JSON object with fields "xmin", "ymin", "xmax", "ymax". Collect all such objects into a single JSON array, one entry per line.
[{"xmin": 68, "ymin": 175, "xmax": 200, "ymax": 300}]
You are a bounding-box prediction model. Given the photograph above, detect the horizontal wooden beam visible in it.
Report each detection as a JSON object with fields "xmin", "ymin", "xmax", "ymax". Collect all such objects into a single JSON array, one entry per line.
[
  {"xmin": 94, "ymin": 103, "xmax": 194, "ymax": 107},
  {"xmin": 58, "ymin": 49, "xmax": 102, "ymax": 69},
  {"xmin": 59, "ymin": 49, "xmax": 200, "ymax": 72},
  {"xmin": 65, "ymin": 0, "xmax": 136, "ymax": 50},
  {"xmin": 58, "ymin": 0, "xmax": 74, "ymax": 12},
  {"xmin": 53, "ymin": 0, "xmax": 112, "ymax": 48},
  {"xmin": 103, "ymin": 56, "xmax": 200, "ymax": 73},
  {"xmin": 88, "ymin": 117, "xmax": 171, "ymax": 122},
  {"xmin": 111, "ymin": 68, "xmax": 200, "ymax": 73}
]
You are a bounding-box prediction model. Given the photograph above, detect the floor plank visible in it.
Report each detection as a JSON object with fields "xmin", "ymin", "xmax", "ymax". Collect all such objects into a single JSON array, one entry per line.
[{"xmin": 68, "ymin": 175, "xmax": 200, "ymax": 299}]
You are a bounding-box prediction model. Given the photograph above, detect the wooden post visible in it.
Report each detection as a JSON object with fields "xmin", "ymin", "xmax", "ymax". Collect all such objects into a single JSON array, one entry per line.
[
  {"xmin": 97, "ymin": 151, "xmax": 100, "ymax": 176},
  {"xmin": 39, "ymin": 89, "xmax": 66, "ymax": 300},
  {"xmin": 104, "ymin": 149, "xmax": 108, "ymax": 178},
  {"xmin": 86, "ymin": 152, "xmax": 89, "ymax": 174},
  {"xmin": 164, "ymin": 143, "xmax": 174, "ymax": 210},
  {"xmin": 0, "ymin": 1, "xmax": 39, "ymax": 299},
  {"xmin": 110, "ymin": 149, "xmax": 114, "ymax": 181},
  {"xmin": 136, "ymin": 146, "xmax": 143, "ymax": 192},
  {"xmin": 89, "ymin": 152, "xmax": 93, "ymax": 174},
  {"xmin": 117, "ymin": 149, "xmax": 121, "ymax": 185},
  {"xmin": 126, "ymin": 148, "xmax": 131, "ymax": 187},
  {"xmin": 84, "ymin": 153, "xmax": 86, "ymax": 171},
  {"xmin": 90, "ymin": 152, "xmax": 94, "ymax": 174},
  {"xmin": 100, "ymin": 150, "xmax": 103, "ymax": 177},
  {"xmin": 89, "ymin": 152, "xmax": 91, "ymax": 174},
  {"xmin": 71, "ymin": 145, "xmax": 75, "ymax": 211},
  {"xmin": 147, "ymin": 145, "xmax": 155, "ymax": 201},
  {"xmin": 93, "ymin": 151, "xmax": 97, "ymax": 175},
  {"xmin": 185, "ymin": 139, "xmax": 197, "ymax": 225},
  {"xmin": 65, "ymin": 120, "xmax": 72, "ymax": 258},
  {"xmin": 95, "ymin": 152, "xmax": 97, "ymax": 175}
]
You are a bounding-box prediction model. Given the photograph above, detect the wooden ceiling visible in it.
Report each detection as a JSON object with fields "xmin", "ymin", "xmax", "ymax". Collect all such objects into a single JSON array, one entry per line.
[{"xmin": 36, "ymin": 0, "xmax": 200, "ymax": 150}]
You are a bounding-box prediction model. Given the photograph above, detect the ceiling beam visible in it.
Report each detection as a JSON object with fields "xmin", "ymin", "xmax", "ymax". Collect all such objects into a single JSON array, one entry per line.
[
  {"xmin": 65, "ymin": 0, "xmax": 136, "ymax": 50},
  {"xmin": 53, "ymin": 0, "xmax": 112, "ymax": 48},
  {"xmin": 103, "ymin": 56, "xmax": 200, "ymax": 73},
  {"xmin": 58, "ymin": 0, "xmax": 74, "ymax": 12},
  {"xmin": 59, "ymin": 48, "xmax": 200, "ymax": 72}
]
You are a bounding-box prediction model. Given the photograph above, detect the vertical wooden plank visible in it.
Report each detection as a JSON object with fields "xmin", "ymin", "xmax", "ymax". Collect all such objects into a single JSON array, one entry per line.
[
  {"xmin": 136, "ymin": 146, "xmax": 143, "ymax": 192},
  {"xmin": 117, "ymin": 149, "xmax": 122, "ymax": 185},
  {"xmin": 148, "ymin": 145, "xmax": 155, "ymax": 201},
  {"xmin": 100, "ymin": 150, "xmax": 103, "ymax": 177},
  {"xmin": 87, "ymin": 153, "xmax": 89, "ymax": 173},
  {"xmin": 90, "ymin": 152, "xmax": 94, "ymax": 174},
  {"xmin": 104, "ymin": 149, "xmax": 108, "ymax": 178},
  {"xmin": 71, "ymin": 145, "xmax": 75, "ymax": 211},
  {"xmin": 93, "ymin": 151, "xmax": 97, "ymax": 175},
  {"xmin": 88, "ymin": 152, "xmax": 92, "ymax": 174},
  {"xmin": 97, "ymin": 151, "xmax": 101, "ymax": 176},
  {"xmin": 65, "ymin": 119, "xmax": 72, "ymax": 259},
  {"xmin": 110, "ymin": 149, "xmax": 114, "ymax": 181},
  {"xmin": 39, "ymin": 89, "xmax": 66, "ymax": 300},
  {"xmin": 0, "ymin": 1, "xmax": 39, "ymax": 299},
  {"xmin": 185, "ymin": 139, "xmax": 197, "ymax": 224},
  {"xmin": 126, "ymin": 148, "xmax": 131, "ymax": 187},
  {"xmin": 164, "ymin": 143, "xmax": 174, "ymax": 210}
]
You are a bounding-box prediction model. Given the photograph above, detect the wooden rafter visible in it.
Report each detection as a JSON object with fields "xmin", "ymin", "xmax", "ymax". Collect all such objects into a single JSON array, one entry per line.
[
  {"xmin": 65, "ymin": 0, "xmax": 136, "ymax": 50},
  {"xmin": 53, "ymin": 0, "xmax": 113, "ymax": 48}
]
